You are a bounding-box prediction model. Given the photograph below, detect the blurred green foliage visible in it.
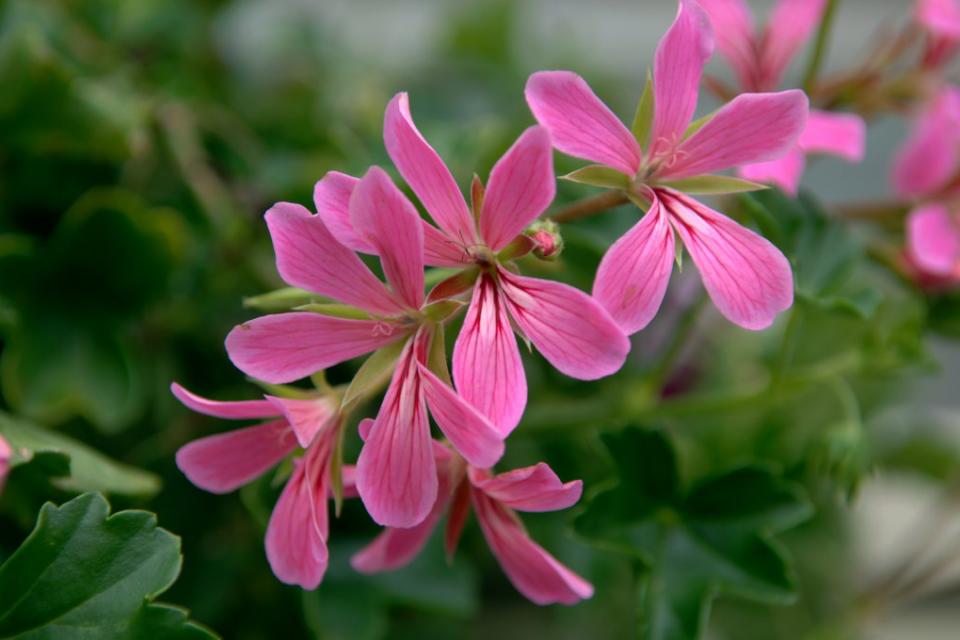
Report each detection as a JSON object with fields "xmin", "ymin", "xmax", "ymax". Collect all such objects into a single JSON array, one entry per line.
[{"xmin": 0, "ymin": 0, "xmax": 958, "ymax": 639}]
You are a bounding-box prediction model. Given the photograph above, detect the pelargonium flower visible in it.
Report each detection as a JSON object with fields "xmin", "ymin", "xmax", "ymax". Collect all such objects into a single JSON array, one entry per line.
[
  {"xmin": 171, "ymin": 382, "xmax": 346, "ymax": 589},
  {"xmin": 0, "ymin": 435, "xmax": 11, "ymax": 495},
  {"xmin": 698, "ymin": 0, "xmax": 865, "ymax": 195},
  {"xmin": 319, "ymin": 99, "xmax": 629, "ymax": 435},
  {"xmin": 916, "ymin": 0, "xmax": 960, "ymax": 68},
  {"xmin": 352, "ymin": 424, "xmax": 593, "ymax": 606},
  {"xmin": 225, "ymin": 167, "xmax": 504, "ymax": 528},
  {"xmin": 893, "ymin": 85, "xmax": 960, "ymax": 283},
  {"xmin": 525, "ymin": 0, "xmax": 807, "ymax": 333}
]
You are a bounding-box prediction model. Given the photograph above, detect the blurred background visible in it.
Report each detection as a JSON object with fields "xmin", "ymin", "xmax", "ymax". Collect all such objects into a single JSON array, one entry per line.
[{"xmin": 1, "ymin": 0, "xmax": 959, "ymax": 638}]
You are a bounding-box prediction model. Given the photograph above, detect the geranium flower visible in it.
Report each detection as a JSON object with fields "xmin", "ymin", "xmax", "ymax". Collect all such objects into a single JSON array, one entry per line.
[
  {"xmin": 225, "ymin": 168, "xmax": 504, "ymax": 528},
  {"xmin": 525, "ymin": 0, "xmax": 807, "ymax": 333},
  {"xmin": 352, "ymin": 425, "xmax": 592, "ymax": 606},
  {"xmin": 319, "ymin": 102, "xmax": 630, "ymax": 435},
  {"xmin": 171, "ymin": 382, "xmax": 345, "ymax": 589},
  {"xmin": 698, "ymin": 0, "xmax": 865, "ymax": 194},
  {"xmin": 893, "ymin": 85, "xmax": 960, "ymax": 283},
  {"xmin": 916, "ymin": 0, "xmax": 960, "ymax": 68}
]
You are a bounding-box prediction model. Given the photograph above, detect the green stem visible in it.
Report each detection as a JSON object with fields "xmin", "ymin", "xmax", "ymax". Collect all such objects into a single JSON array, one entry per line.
[
  {"xmin": 550, "ymin": 190, "xmax": 629, "ymax": 224},
  {"xmin": 802, "ymin": 0, "xmax": 841, "ymax": 94},
  {"xmin": 648, "ymin": 292, "xmax": 707, "ymax": 391}
]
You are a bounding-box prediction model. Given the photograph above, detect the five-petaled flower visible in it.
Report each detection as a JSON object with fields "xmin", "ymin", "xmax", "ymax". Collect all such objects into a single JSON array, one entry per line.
[
  {"xmin": 171, "ymin": 382, "xmax": 345, "ymax": 589},
  {"xmin": 892, "ymin": 84, "xmax": 960, "ymax": 285},
  {"xmin": 352, "ymin": 423, "xmax": 593, "ymax": 606},
  {"xmin": 526, "ymin": 0, "xmax": 807, "ymax": 334},
  {"xmin": 224, "ymin": 167, "xmax": 504, "ymax": 529},
  {"xmin": 916, "ymin": 0, "xmax": 960, "ymax": 69},
  {"xmin": 317, "ymin": 98, "xmax": 630, "ymax": 436},
  {"xmin": 698, "ymin": 0, "xmax": 865, "ymax": 194}
]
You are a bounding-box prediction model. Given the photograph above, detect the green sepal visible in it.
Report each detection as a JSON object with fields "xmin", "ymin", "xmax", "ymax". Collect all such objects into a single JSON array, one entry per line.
[
  {"xmin": 423, "ymin": 299, "xmax": 466, "ymax": 323},
  {"xmin": 561, "ymin": 165, "xmax": 631, "ymax": 189},
  {"xmin": 631, "ymin": 70, "xmax": 655, "ymax": 148},
  {"xmin": 294, "ymin": 303, "xmax": 372, "ymax": 320},
  {"xmin": 684, "ymin": 111, "xmax": 714, "ymax": 138},
  {"xmin": 330, "ymin": 419, "xmax": 346, "ymax": 517},
  {"xmin": 427, "ymin": 268, "xmax": 480, "ymax": 303},
  {"xmin": 244, "ymin": 287, "xmax": 324, "ymax": 312},
  {"xmin": 656, "ymin": 175, "xmax": 769, "ymax": 195},
  {"xmin": 342, "ymin": 339, "xmax": 407, "ymax": 410},
  {"xmin": 496, "ymin": 234, "xmax": 536, "ymax": 261},
  {"xmin": 247, "ymin": 380, "xmax": 318, "ymax": 399},
  {"xmin": 426, "ymin": 324, "xmax": 453, "ymax": 386},
  {"xmin": 470, "ymin": 174, "xmax": 485, "ymax": 223}
]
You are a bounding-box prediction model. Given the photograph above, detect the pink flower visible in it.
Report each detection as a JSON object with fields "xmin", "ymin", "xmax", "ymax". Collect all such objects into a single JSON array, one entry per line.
[
  {"xmin": 0, "ymin": 435, "xmax": 11, "ymax": 495},
  {"xmin": 352, "ymin": 429, "xmax": 593, "ymax": 606},
  {"xmin": 916, "ymin": 0, "xmax": 960, "ymax": 68},
  {"xmin": 328, "ymin": 96, "xmax": 630, "ymax": 436},
  {"xmin": 171, "ymin": 382, "xmax": 346, "ymax": 589},
  {"xmin": 699, "ymin": 0, "xmax": 865, "ymax": 194},
  {"xmin": 525, "ymin": 0, "xmax": 806, "ymax": 333},
  {"xmin": 225, "ymin": 167, "xmax": 504, "ymax": 528},
  {"xmin": 893, "ymin": 85, "xmax": 960, "ymax": 283}
]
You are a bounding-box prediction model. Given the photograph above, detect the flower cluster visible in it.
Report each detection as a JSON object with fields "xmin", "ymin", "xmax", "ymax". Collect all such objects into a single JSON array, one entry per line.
[{"xmin": 171, "ymin": 0, "xmax": 824, "ymax": 604}]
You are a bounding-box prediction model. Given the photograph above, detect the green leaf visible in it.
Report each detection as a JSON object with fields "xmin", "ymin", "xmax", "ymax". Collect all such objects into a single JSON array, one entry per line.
[
  {"xmin": 631, "ymin": 70, "xmax": 655, "ymax": 148},
  {"xmin": 575, "ymin": 427, "xmax": 813, "ymax": 640},
  {"xmin": 655, "ymin": 175, "xmax": 768, "ymax": 196},
  {"xmin": 561, "ymin": 165, "xmax": 631, "ymax": 189},
  {"xmin": 0, "ymin": 411, "xmax": 160, "ymax": 497},
  {"xmin": 341, "ymin": 339, "xmax": 406, "ymax": 410},
  {"xmin": 0, "ymin": 492, "xmax": 216, "ymax": 639}
]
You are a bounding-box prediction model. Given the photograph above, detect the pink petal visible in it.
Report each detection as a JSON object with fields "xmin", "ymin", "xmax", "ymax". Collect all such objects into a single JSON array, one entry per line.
[
  {"xmin": 651, "ymin": 0, "xmax": 714, "ymax": 155},
  {"xmin": 341, "ymin": 464, "xmax": 359, "ymax": 499},
  {"xmin": 424, "ymin": 222, "xmax": 472, "ymax": 267},
  {"xmin": 264, "ymin": 396, "xmax": 337, "ymax": 448},
  {"xmin": 472, "ymin": 491, "xmax": 593, "ymax": 605},
  {"xmin": 0, "ymin": 435, "xmax": 12, "ymax": 495},
  {"xmin": 593, "ymin": 193, "xmax": 675, "ymax": 334},
  {"xmin": 352, "ymin": 451, "xmax": 454, "ymax": 573},
  {"xmin": 698, "ymin": 0, "xmax": 757, "ymax": 89},
  {"xmin": 383, "ymin": 93, "xmax": 476, "ymax": 244},
  {"xmin": 350, "ymin": 166, "xmax": 425, "ymax": 310},
  {"xmin": 917, "ymin": 0, "xmax": 960, "ymax": 39},
  {"xmin": 226, "ymin": 312, "xmax": 407, "ymax": 384},
  {"xmin": 663, "ymin": 90, "xmax": 809, "ymax": 179},
  {"xmin": 469, "ymin": 463, "xmax": 582, "ymax": 513},
  {"xmin": 798, "ymin": 110, "xmax": 866, "ymax": 161},
  {"xmin": 907, "ymin": 203, "xmax": 960, "ymax": 276},
  {"xmin": 524, "ymin": 71, "xmax": 642, "ymax": 176},
  {"xmin": 763, "ymin": 0, "xmax": 828, "ymax": 89},
  {"xmin": 313, "ymin": 171, "xmax": 373, "ymax": 253},
  {"xmin": 418, "ymin": 363, "xmax": 504, "ymax": 468},
  {"xmin": 452, "ymin": 276, "xmax": 526, "ymax": 436},
  {"xmin": 175, "ymin": 419, "xmax": 297, "ymax": 493},
  {"xmin": 661, "ymin": 189, "xmax": 793, "ymax": 330},
  {"xmin": 265, "ymin": 444, "xmax": 331, "ymax": 590},
  {"xmin": 170, "ymin": 382, "xmax": 276, "ymax": 420},
  {"xmin": 480, "ymin": 126, "xmax": 556, "ymax": 251},
  {"xmin": 498, "ymin": 268, "xmax": 630, "ymax": 380},
  {"xmin": 355, "ymin": 340, "xmax": 437, "ymax": 527},
  {"xmin": 265, "ymin": 202, "xmax": 401, "ymax": 315},
  {"xmin": 739, "ymin": 147, "xmax": 807, "ymax": 195},
  {"xmin": 892, "ymin": 86, "xmax": 960, "ymax": 198}
]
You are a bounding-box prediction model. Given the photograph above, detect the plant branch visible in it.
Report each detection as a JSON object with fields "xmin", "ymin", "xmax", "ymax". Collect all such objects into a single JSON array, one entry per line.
[
  {"xmin": 803, "ymin": 0, "xmax": 841, "ymax": 94},
  {"xmin": 551, "ymin": 191, "xmax": 629, "ymax": 223}
]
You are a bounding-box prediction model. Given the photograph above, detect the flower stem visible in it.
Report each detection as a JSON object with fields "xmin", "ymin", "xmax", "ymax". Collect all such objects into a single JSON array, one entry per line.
[
  {"xmin": 550, "ymin": 190, "xmax": 629, "ymax": 223},
  {"xmin": 802, "ymin": 0, "xmax": 841, "ymax": 94}
]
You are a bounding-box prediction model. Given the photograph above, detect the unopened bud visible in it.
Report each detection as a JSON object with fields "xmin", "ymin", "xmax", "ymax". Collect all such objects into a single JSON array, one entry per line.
[{"xmin": 527, "ymin": 220, "xmax": 563, "ymax": 260}]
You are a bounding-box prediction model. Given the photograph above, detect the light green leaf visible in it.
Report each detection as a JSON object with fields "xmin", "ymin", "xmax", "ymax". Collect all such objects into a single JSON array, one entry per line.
[
  {"xmin": 342, "ymin": 339, "xmax": 407, "ymax": 409},
  {"xmin": 0, "ymin": 492, "xmax": 216, "ymax": 639},
  {"xmin": 656, "ymin": 175, "xmax": 768, "ymax": 195},
  {"xmin": 632, "ymin": 70, "xmax": 655, "ymax": 148},
  {"xmin": 561, "ymin": 165, "xmax": 631, "ymax": 189},
  {"xmin": 0, "ymin": 412, "xmax": 160, "ymax": 497}
]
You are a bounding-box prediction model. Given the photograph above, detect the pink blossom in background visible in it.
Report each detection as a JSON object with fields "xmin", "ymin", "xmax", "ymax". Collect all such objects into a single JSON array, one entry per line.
[
  {"xmin": 327, "ymin": 96, "xmax": 630, "ymax": 436},
  {"xmin": 916, "ymin": 0, "xmax": 960, "ymax": 68},
  {"xmin": 526, "ymin": 0, "xmax": 806, "ymax": 334},
  {"xmin": 225, "ymin": 167, "xmax": 504, "ymax": 529},
  {"xmin": 171, "ymin": 382, "xmax": 345, "ymax": 589},
  {"xmin": 699, "ymin": 0, "xmax": 865, "ymax": 194},
  {"xmin": 892, "ymin": 85, "xmax": 960, "ymax": 284},
  {"xmin": 352, "ymin": 431, "xmax": 593, "ymax": 606},
  {"xmin": 0, "ymin": 435, "xmax": 11, "ymax": 495}
]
